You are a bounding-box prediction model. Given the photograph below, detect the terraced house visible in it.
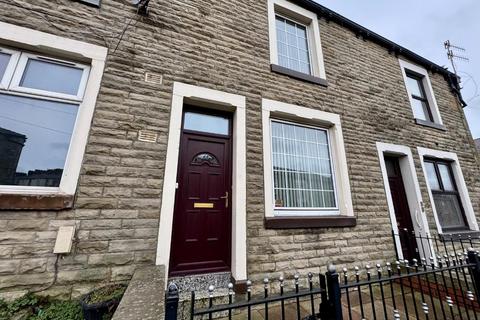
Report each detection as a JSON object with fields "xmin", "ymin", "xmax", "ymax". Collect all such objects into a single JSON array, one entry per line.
[{"xmin": 0, "ymin": 0, "xmax": 479, "ymax": 305}]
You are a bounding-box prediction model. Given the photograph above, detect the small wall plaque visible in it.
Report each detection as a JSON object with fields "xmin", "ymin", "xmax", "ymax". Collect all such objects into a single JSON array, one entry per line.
[{"xmin": 194, "ymin": 203, "xmax": 214, "ymax": 209}]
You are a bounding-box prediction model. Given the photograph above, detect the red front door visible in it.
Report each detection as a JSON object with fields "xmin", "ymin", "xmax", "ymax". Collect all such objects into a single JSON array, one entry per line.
[
  {"xmin": 385, "ymin": 156, "xmax": 419, "ymax": 262},
  {"xmin": 169, "ymin": 109, "xmax": 232, "ymax": 276}
]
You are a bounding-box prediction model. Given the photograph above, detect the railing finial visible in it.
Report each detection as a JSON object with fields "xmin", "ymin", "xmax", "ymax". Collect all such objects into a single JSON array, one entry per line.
[
  {"xmin": 393, "ymin": 309, "xmax": 401, "ymax": 319},
  {"xmin": 422, "ymin": 302, "xmax": 429, "ymax": 315},
  {"xmin": 328, "ymin": 263, "xmax": 336, "ymax": 273},
  {"xmin": 167, "ymin": 282, "xmax": 179, "ymax": 294},
  {"xmin": 208, "ymin": 284, "xmax": 215, "ymax": 298}
]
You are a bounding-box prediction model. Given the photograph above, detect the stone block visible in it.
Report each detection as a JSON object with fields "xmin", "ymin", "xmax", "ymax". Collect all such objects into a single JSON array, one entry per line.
[
  {"xmin": 110, "ymin": 265, "xmax": 136, "ymax": 281},
  {"xmin": 7, "ymin": 220, "xmax": 49, "ymax": 231},
  {"xmin": 80, "ymin": 219, "xmax": 122, "ymax": 230},
  {"xmin": 75, "ymin": 240, "xmax": 108, "ymax": 253},
  {"xmin": 0, "ymin": 273, "xmax": 54, "ymax": 290},
  {"xmin": 88, "ymin": 253, "xmax": 134, "ymax": 266},
  {"xmin": 0, "ymin": 232, "xmax": 36, "ymax": 244},
  {"xmin": 89, "ymin": 229, "xmax": 135, "ymax": 240},
  {"xmin": 57, "ymin": 267, "xmax": 110, "ymax": 284},
  {"xmin": 109, "ymin": 239, "xmax": 157, "ymax": 252},
  {"xmin": 19, "ymin": 258, "xmax": 48, "ymax": 273},
  {"xmin": 0, "ymin": 260, "xmax": 19, "ymax": 275}
]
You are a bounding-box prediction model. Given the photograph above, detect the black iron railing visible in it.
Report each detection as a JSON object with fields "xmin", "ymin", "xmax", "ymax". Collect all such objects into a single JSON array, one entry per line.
[
  {"xmin": 165, "ymin": 249, "xmax": 480, "ymax": 320},
  {"xmin": 392, "ymin": 228, "xmax": 480, "ymax": 262},
  {"xmin": 190, "ymin": 273, "xmax": 326, "ymax": 320},
  {"xmin": 337, "ymin": 251, "xmax": 479, "ymax": 320}
]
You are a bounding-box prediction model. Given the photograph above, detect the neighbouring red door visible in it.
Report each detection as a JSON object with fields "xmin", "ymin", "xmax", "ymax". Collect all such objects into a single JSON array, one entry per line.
[
  {"xmin": 385, "ymin": 156, "xmax": 419, "ymax": 262},
  {"xmin": 169, "ymin": 109, "xmax": 232, "ymax": 276}
]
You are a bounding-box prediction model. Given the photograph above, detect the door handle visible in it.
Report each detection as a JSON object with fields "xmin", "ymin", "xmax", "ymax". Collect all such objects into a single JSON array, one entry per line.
[{"xmin": 220, "ymin": 192, "xmax": 229, "ymax": 208}]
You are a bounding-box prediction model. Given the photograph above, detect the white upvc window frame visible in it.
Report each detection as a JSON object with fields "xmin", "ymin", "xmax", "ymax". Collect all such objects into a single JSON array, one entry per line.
[
  {"xmin": 399, "ymin": 59, "xmax": 443, "ymax": 125},
  {"xmin": 269, "ymin": 119, "xmax": 339, "ymax": 215},
  {"xmin": 0, "ymin": 21, "xmax": 108, "ymax": 196},
  {"xmin": 262, "ymin": 99, "xmax": 353, "ymax": 218},
  {"xmin": 267, "ymin": 0, "xmax": 327, "ymax": 80},
  {"xmin": 9, "ymin": 52, "xmax": 91, "ymax": 101},
  {"xmin": 417, "ymin": 147, "xmax": 479, "ymax": 235},
  {"xmin": 0, "ymin": 47, "xmax": 20, "ymax": 89}
]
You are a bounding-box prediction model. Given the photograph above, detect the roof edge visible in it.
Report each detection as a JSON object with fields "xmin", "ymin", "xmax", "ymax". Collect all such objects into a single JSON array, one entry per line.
[{"xmin": 292, "ymin": 0, "xmax": 467, "ymax": 106}]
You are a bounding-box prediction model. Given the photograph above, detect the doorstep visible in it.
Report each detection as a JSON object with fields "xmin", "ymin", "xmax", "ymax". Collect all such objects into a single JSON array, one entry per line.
[
  {"xmin": 168, "ymin": 271, "xmax": 232, "ymax": 300},
  {"xmin": 169, "ymin": 272, "xmax": 232, "ymax": 320}
]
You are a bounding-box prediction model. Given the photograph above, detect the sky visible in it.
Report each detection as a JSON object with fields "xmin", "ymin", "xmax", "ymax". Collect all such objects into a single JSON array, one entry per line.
[{"xmin": 315, "ymin": 0, "xmax": 480, "ymax": 139}]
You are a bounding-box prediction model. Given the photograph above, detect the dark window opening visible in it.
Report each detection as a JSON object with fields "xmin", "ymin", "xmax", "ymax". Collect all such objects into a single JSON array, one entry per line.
[
  {"xmin": 405, "ymin": 71, "xmax": 434, "ymax": 123},
  {"xmin": 424, "ymin": 159, "xmax": 469, "ymax": 232}
]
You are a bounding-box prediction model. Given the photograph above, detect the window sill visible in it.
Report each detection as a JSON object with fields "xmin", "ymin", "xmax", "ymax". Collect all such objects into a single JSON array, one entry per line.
[
  {"xmin": 414, "ymin": 118, "xmax": 446, "ymax": 131},
  {"xmin": 439, "ymin": 230, "xmax": 480, "ymax": 241},
  {"xmin": 271, "ymin": 64, "xmax": 328, "ymax": 87},
  {"xmin": 265, "ymin": 216, "xmax": 356, "ymax": 229},
  {"xmin": 0, "ymin": 194, "xmax": 74, "ymax": 210}
]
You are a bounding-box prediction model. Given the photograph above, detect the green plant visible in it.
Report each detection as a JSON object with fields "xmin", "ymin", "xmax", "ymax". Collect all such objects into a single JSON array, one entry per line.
[
  {"xmin": 85, "ymin": 284, "xmax": 126, "ymax": 304},
  {"xmin": 0, "ymin": 293, "xmax": 39, "ymax": 319},
  {"xmin": 0, "ymin": 294, "xmax": 83, "ymax": 320},
  {"xmin": 8, "ymin": 293, "xmax": 39, "ymax": 313},
  {"xmin": 31, "ymin": 300, "xmax": 82, "ymax": 320}
]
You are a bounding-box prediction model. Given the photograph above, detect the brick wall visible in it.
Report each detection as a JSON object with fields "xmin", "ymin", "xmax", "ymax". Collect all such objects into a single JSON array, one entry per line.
[{"xmin": 0, "ymin": 0, "xmax": 478, "ymax": 298}]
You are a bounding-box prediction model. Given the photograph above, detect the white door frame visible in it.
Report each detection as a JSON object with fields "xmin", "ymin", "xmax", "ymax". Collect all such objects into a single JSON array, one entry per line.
[
  {"xmin": 376, "ymin": 142, "xmax": 434, "ymax": 261},
  {"xmin": 156, "ymin": 82, "xmax": 247, "ymax": 285}
]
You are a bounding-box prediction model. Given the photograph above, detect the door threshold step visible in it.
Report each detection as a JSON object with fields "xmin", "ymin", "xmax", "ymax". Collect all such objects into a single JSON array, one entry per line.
[{"xmin": 168, "ymin": 271, "xmax": 232, "ymax": 296}]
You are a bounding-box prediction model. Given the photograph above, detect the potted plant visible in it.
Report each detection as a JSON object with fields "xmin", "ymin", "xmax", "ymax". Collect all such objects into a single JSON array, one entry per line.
[{"xmin": 80, "ymin": 284, "xmax": 126, "ymax": 320}]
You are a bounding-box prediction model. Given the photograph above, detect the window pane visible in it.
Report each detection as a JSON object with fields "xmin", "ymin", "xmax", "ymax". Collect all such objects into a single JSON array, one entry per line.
[
  {"xmin": 406, "ymin": 75, "xmax": 424, "ymax": 97},
  {"xmin": 425, "ymin": 162, "xmax": 440, "ymax": 190},
  {"xmin": 285, "ymin": 19, "xmax": 297, "ymax": 35},
  {"xmin": 411, "ymin": 98, "xmax": 429, "ymax": 121},
  {"xmin": 183, "ymin": 112, "xmax": 229, "ymax": 135},
  {"xmin": 277, "ymin": 29, "xmax": 287, "ymax": 44},
  {"xmin": 438, "ymin": 163, "xmax": 455, "ymax": 191},
  {"xmin": 278, "ymin": 55, "xmax": 289, "ymax": 69},
  {"xmin": 0, "ymin": 53, "xmax": 11, "ymax": 79},
  {"xmin": 275, "ymin": 16, "xmax": 311, "ymax": 75},
  {"xmin": 433, "ymin": 193, "xmax": 467, "ymax": 231},
  {"xmin": 271, "ymin": 121, "xmax": 336, "ymax": 209},
  {"xmin": 0, "ymin": 94, "xmax": 78, "ymax": 187},
  {"xmin": 20, "ymin": 59, "xmax": 84, "ymax": 96}
]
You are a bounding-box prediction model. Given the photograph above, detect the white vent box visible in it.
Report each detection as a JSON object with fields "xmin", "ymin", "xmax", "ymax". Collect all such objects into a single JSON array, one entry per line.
[{"xmin": 53, "ymin": 226, "xmax": 76, "ymax": 254}]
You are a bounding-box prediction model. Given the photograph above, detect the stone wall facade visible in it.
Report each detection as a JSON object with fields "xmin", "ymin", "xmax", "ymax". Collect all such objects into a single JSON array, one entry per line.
[{"xmin": 0, "ymin": 0, "xmax": 478, "ymax": 299}]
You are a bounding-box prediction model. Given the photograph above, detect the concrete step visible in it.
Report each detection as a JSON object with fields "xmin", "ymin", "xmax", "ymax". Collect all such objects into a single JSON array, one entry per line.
[
  {"xmin": 169, "ymin": 271, "xmax": 232, "ymax": 297},
  {"xmin": 168, "ymin": 272, "xmax": 233, "ymax": 320}
]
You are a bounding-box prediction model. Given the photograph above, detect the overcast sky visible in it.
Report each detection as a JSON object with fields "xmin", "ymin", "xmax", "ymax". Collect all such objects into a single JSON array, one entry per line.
[{"xmin": 315, "ymin": 0, "xmax": 480, "ymax": 139}]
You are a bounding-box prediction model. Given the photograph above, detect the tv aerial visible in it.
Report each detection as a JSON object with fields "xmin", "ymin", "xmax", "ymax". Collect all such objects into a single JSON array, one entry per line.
[{"xmin": 444, "ymin": 40, "xmax": 469, "ymax": 78}]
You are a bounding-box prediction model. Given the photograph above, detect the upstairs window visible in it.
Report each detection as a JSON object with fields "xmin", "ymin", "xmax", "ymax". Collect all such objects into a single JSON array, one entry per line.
[
  {"xmin": 0, "ymin": 47, "xmax": 90, "ymax": 190},
  {"xmin": 275, "ymin": 15, "xmax": 311, "ymax": 75},
  {"xmin": 268, "ymin": 0, "xmax": 327, "ymax": 84},
  {"xmin": 399, "ymin": 59, "xmax": 444, "ymax": 129},
  {"xmin": 405, "ymin": 72, "xmax": 433, "ymax": 122}
]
